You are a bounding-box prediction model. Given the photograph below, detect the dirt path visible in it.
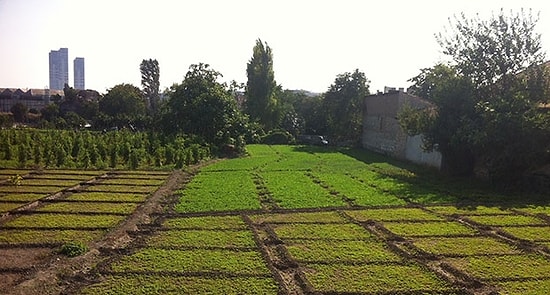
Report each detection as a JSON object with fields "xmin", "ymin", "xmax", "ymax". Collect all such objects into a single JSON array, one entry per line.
[{"xmin": 4, "ymin": 169, "xmax": 192, "ymax": 295}]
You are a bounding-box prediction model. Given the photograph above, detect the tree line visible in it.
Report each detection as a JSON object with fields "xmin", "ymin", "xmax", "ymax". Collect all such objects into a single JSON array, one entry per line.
[{"xmin": 3, "ymin": 9, "xmax": 549, "ymax": 189}]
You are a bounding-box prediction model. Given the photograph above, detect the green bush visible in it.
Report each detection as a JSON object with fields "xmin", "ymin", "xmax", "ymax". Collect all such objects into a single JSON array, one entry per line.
[
  {"xmin": 261, "ymin": 130, "xmax": 295, "ymax": 145},
  {"xmin": 59, "ymin": 241, "xmax": 88, "ymax": 257}
]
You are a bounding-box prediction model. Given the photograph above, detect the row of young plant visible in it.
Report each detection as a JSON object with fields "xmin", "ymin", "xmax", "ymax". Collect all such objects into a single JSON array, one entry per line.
[
  {"xmin": 81, "ymin": 215, "xmax": 279, "ymax": 294},
  {"xmin": 0, "ymin": 129, "xmax": 211, "ymax": 170}
]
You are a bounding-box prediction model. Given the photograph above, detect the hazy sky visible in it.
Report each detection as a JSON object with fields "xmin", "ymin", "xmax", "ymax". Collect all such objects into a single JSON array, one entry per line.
[{"xmin": 0, "ymin": 0, "xmax": 549, "ymax": 94}]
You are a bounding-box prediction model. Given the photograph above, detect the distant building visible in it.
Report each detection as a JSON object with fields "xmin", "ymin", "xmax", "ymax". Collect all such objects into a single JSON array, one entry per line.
[
  {"xmin": 74, "ymin": 57, "xmax": 85, "ymax": 90},
  {"xmin": 49, "ymin": 48, "xmax": 69, "ymax": 90},
  {"xmin": 362, "ymin": 88, "xmax": 442, "ymax": 169},
  {"xmin": 0, "ymin": 88, "xmax": 64, "ymax": 112}
]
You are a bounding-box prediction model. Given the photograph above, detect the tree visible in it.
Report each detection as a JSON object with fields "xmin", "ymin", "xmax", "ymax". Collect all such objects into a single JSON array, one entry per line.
[
  {"xmin": 323, "ymin": 69, "xmax": 370, "ymax": 142},
  {"xmin": 402, "ymin": 9, "xmax": 550, "ymax": 185},
  {"xmin": 245, "ymin": 39, "xmax": 279, "ymax": 130},
  {"xmin": 140, "ymin": 59, "xmax": 160, "ymax": 112},
  {"xmin": 163, "ymin": 63, "xmax": 249, "ymax": 151},
  {"xmin": 401, "ymin": 63, "xmax": 478, "ymax": 175},
  {"xmin": 10, "ymin": 103, "xmax": 28, "ymax": 123},
  {"xmin": 99, "ymin": 84, "xmax": 147, "ymax": 128}
]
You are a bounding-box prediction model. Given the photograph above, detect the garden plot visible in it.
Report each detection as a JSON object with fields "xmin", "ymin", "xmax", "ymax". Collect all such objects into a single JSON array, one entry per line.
[
  {"xmin": 81, "ymin": 215, "xmax": 280, "ymax": 294},
  {"xmin": 256, "ymin": 210, "xmax": 459, "ymax": 294},
  {"xmin": 175, "ymin": 171, "xmax": 261, "ymax": 212},
  {"xmin": 261, "ymin": 171, "xmax": 346, "ymax": 209},
  {"xmin": 315, "ymin": 172, "xmax": 406, "ymax": 206}
]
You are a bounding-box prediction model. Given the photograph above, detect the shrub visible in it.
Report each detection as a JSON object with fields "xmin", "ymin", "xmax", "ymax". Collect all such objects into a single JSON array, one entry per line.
[
  {"xmin": 59, "ymin": 241, "xmax": 88, "ymax": 257},
  {"xmin": 261, "ymin": 130, "xmax": 295, "ymax": 145}
]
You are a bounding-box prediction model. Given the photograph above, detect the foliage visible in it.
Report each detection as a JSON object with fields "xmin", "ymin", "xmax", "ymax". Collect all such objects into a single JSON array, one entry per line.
[
  {"xmin": 446, "ymin": 254, "xmax": 550, "ymax": 280},
  {"xmin": 322, "ymin": 69, "xmax": 370, "ymax": 142},
  {"xmin": 175, "ymin": 170, "xmax": 261, "ymax": 213},
  {"xmin": 111, "ymin": 248, "xmax": 270, "ymax": 274},
  {"xmin": 382, "ymin": 221, "xmax": 478, "ymax": 237},
  {"xmin": 0, "ymin": 129, "xmax": 210, "ymax": 170},
  {"xmin": 81, "ymin": 275, "xmax": 279, "ymax": 295},
  {"xmin": 262, "ymin": 171, "xmax": 346, "ymax": 209},
  {"xmin": 251, "ymin": 211, "xmax": 346, "ymax": 224},
  {"xmin": 404, "ymin": 10, "xmax": 550, "ymax": 185},
  {"xmin": 303, "ymin": 263, "xmax": 454, "ymax": 293},
  {"xmin": 345, "ymin": 208, "xmax": 444, "ymax": 222},
  {"xmin": 99, "ymin": 84, "xmax": 148, "ymax": 129},
  {"xmin": 466, "ymin": 214, "xmax": 545, "ymax": 226},
  {"xmin": 162, "ymin": 216, "xmax": 247, "ymax": 230},
  {"xmin": 140, "ymin": 59, "xmax": 161, "ymax": 112},
  {"xmin": 260, "ymin": 130, "xmax": 295, "ymax": 145},
  {"xmin": 402, "ymin": 63, "xmax": 477, "ymax": 175},
  {"xmin": 36, "ymin": 202, "xmax": 139, "ymax": 214},
  {"xmin": 3, "ymin": 213, "xmax": 125, "ymax": 228},
  {"xmin": 0, "ymin": 229, "xmax": 104, "ymax": 244},
  {"xmin": 413, "ymin": 236, "xmax": 520, "ymax": 256},
  {"xmin": 10, "ymin": 103, "xmax": 28, "ymax": 123},
  {"xmin": 59, "ymin": 241, "xmax": 88, "ymax": 257},
  {"xmin": 7, "ymin": 174, "xmax": 23, "ymax": 186},
  {"xmin": 163, "ymin": 63, "xmax": 249, "ymax": 152},
  {"xmin": 245, "ymin": 39, "xmax": 280, "ymax": 130},
  {"xmin": 286, "ymin": 240, "xmax": 401, "ymax": 263},
  {"xmin": 147, "ymin": 229, "xmax": 256, "ymax": 248},
  {"xmin": 272, "ymin": 223, "xmax": 373, "ymax": 240}
]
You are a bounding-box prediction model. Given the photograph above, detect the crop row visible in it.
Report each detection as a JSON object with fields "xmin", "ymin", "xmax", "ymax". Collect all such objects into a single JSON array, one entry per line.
[
  {"xmin": 0, "ymin": 171, "xmax": 169, "ymax": 246},
  {"xmin": 258, "ymin": 211, "xmax": 458, "ymax": 293},
  {"xmin": 81, "ymin": 215, "xmax": 279, "ymax": 294}
]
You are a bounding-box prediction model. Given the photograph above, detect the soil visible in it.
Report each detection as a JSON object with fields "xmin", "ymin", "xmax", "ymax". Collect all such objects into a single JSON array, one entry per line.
[{"xmin": 0, "ymin": 169, "xmax": 191, "ymax": 295}]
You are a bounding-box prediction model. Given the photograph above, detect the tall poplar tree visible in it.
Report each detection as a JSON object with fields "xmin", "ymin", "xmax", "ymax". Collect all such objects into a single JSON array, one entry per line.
[
  {"xmin": 140, "ymin": 59, "xmax": 160, "ymax": 112},
  {"xmin": 245, "ymin": 39, "xmax": 279, "ymax": 130}
]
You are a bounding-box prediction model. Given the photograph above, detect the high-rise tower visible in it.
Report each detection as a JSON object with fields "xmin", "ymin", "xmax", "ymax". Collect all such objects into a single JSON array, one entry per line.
[
  {"xmin": 48, "ymin": 48, "xmax": 69, "ymax": 90},
  {"xmin": 74, "ymin": 57, "xmax": 85, "ymax": 90}
]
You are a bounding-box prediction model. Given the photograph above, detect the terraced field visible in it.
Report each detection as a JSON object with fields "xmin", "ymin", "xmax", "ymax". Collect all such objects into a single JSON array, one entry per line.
[{"xmin": 2, "ymin": 145, "xmax": 550, "ymax": 294}]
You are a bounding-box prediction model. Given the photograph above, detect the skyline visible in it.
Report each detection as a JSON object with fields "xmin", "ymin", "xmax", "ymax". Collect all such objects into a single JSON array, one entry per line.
[{"xmin": 1, "ymin": 0, "xmax": 549, "ymax": 94}]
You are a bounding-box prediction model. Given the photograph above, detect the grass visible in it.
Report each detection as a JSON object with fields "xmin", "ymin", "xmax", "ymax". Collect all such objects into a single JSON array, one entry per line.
[
  {"xmin": 0, "ymin": 193, "xmax": 48, "ymax": 202},
  {"xmin": 345, "ymin": 208, "xmax": 445, "ymax": 222},
  {"xmin": 413, "ymin": 236, "xmax": 521, "ymax": 256},
  {"xmin": 0, "ymin": 229, "xmax": 105, "ymax": 244},
  {"xmin": 147, "ymin": 229, "xmax": 257, "ymax": 248},
  {"xmin": 19, "ymin": 179, "xmax": 83, "ymax": 187},
  {"xmin": 0, "ymin": 202, "xmax": 25, "ymax": 212},
  {"xmin": 81, "ymin": 274, "xmax": 279, "ymax": 295},
  {"xmin": 35, "ymin": 202, "xmax": 139, "ymax": 214},
  {"xmin": 382, "ymin": 221, "xmax": 478, "ymax": 237},
  {"xmin": 302, "ymin": 263, "xmax": 455, "ymax": 293},
  {"xmin": 2, "ymin": 213, "xmax": 125, "ymax": 228},
  {"xmin": 496, "ymin": 279, "xmax": 550, "ymax": 295},
  {"xmin": 85, "ymin": 184, "xmax": 157, "ymax": 193},
  {"xmin": 466, "ymin": 215, "xmax": 547, "ymax": 226},
  {"xmin": 498, "ymin": 226, "xmax": 550, "ymax": 241},
  {"xmin": 64, "ymin": 192, "xmax": 148, "ymax": 202},
  {"xmin": 272, "ymin": 223, "xmax": 373, "ymax": 240},
  {"xmin": 250, "ymin": 211, "xmax": 347, "ymax": 224},
  {"xmin": 315, "ymin": 172, "xmax": 406, "ymax": 206},
  {"xmin": 446, "ymin": 254, "xmax": 550, "ymax": 280},
  {"xmin": 427, "ymin": 205, "xmax": 515, "ymax": 215},
  {"xmin": 0, "ymin": 185, "xmax": 65, "ymax": 193},
  {"xmin": 111, "ymin": 248, "xmax": 270, "ymax": 275},
  {"xmin": 262, "ymin": 171, "xmax": 346, "ymax": 209},
  {"xmin": 175, "ymin": 171, "xmax": 261, "ymax": 213},
  {"xmin": 286, "ymin": 239, "xmax": 402, "ymax": 263},
  {"xmin": 99, "ymin": 178, "xmax": 166, "ymax": 186},
  {"xmin": 162, "ymin": 216, "xmax": 247, "ymax": 230}
]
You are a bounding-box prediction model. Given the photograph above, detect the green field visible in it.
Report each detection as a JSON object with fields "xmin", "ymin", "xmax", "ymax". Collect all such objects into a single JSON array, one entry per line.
[{"xmin": 2, "ymin": 145, "xmax": 550, "ymax": 294}]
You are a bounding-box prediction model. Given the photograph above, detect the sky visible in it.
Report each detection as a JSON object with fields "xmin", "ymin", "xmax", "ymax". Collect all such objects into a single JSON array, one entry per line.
[{"xmin": 0, "ymin": 0, "xmax": 549, "ymax": 94}]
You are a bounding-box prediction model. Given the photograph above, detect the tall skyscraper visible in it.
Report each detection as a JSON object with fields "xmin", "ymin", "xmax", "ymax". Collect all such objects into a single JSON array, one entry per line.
[
  {"xmin": 49, "ymin": 48, "xmax": 68, "ymax": 90},
  {"xmin": 74, "ymin": 57, "xmax": 85, "ymax": 90}
]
